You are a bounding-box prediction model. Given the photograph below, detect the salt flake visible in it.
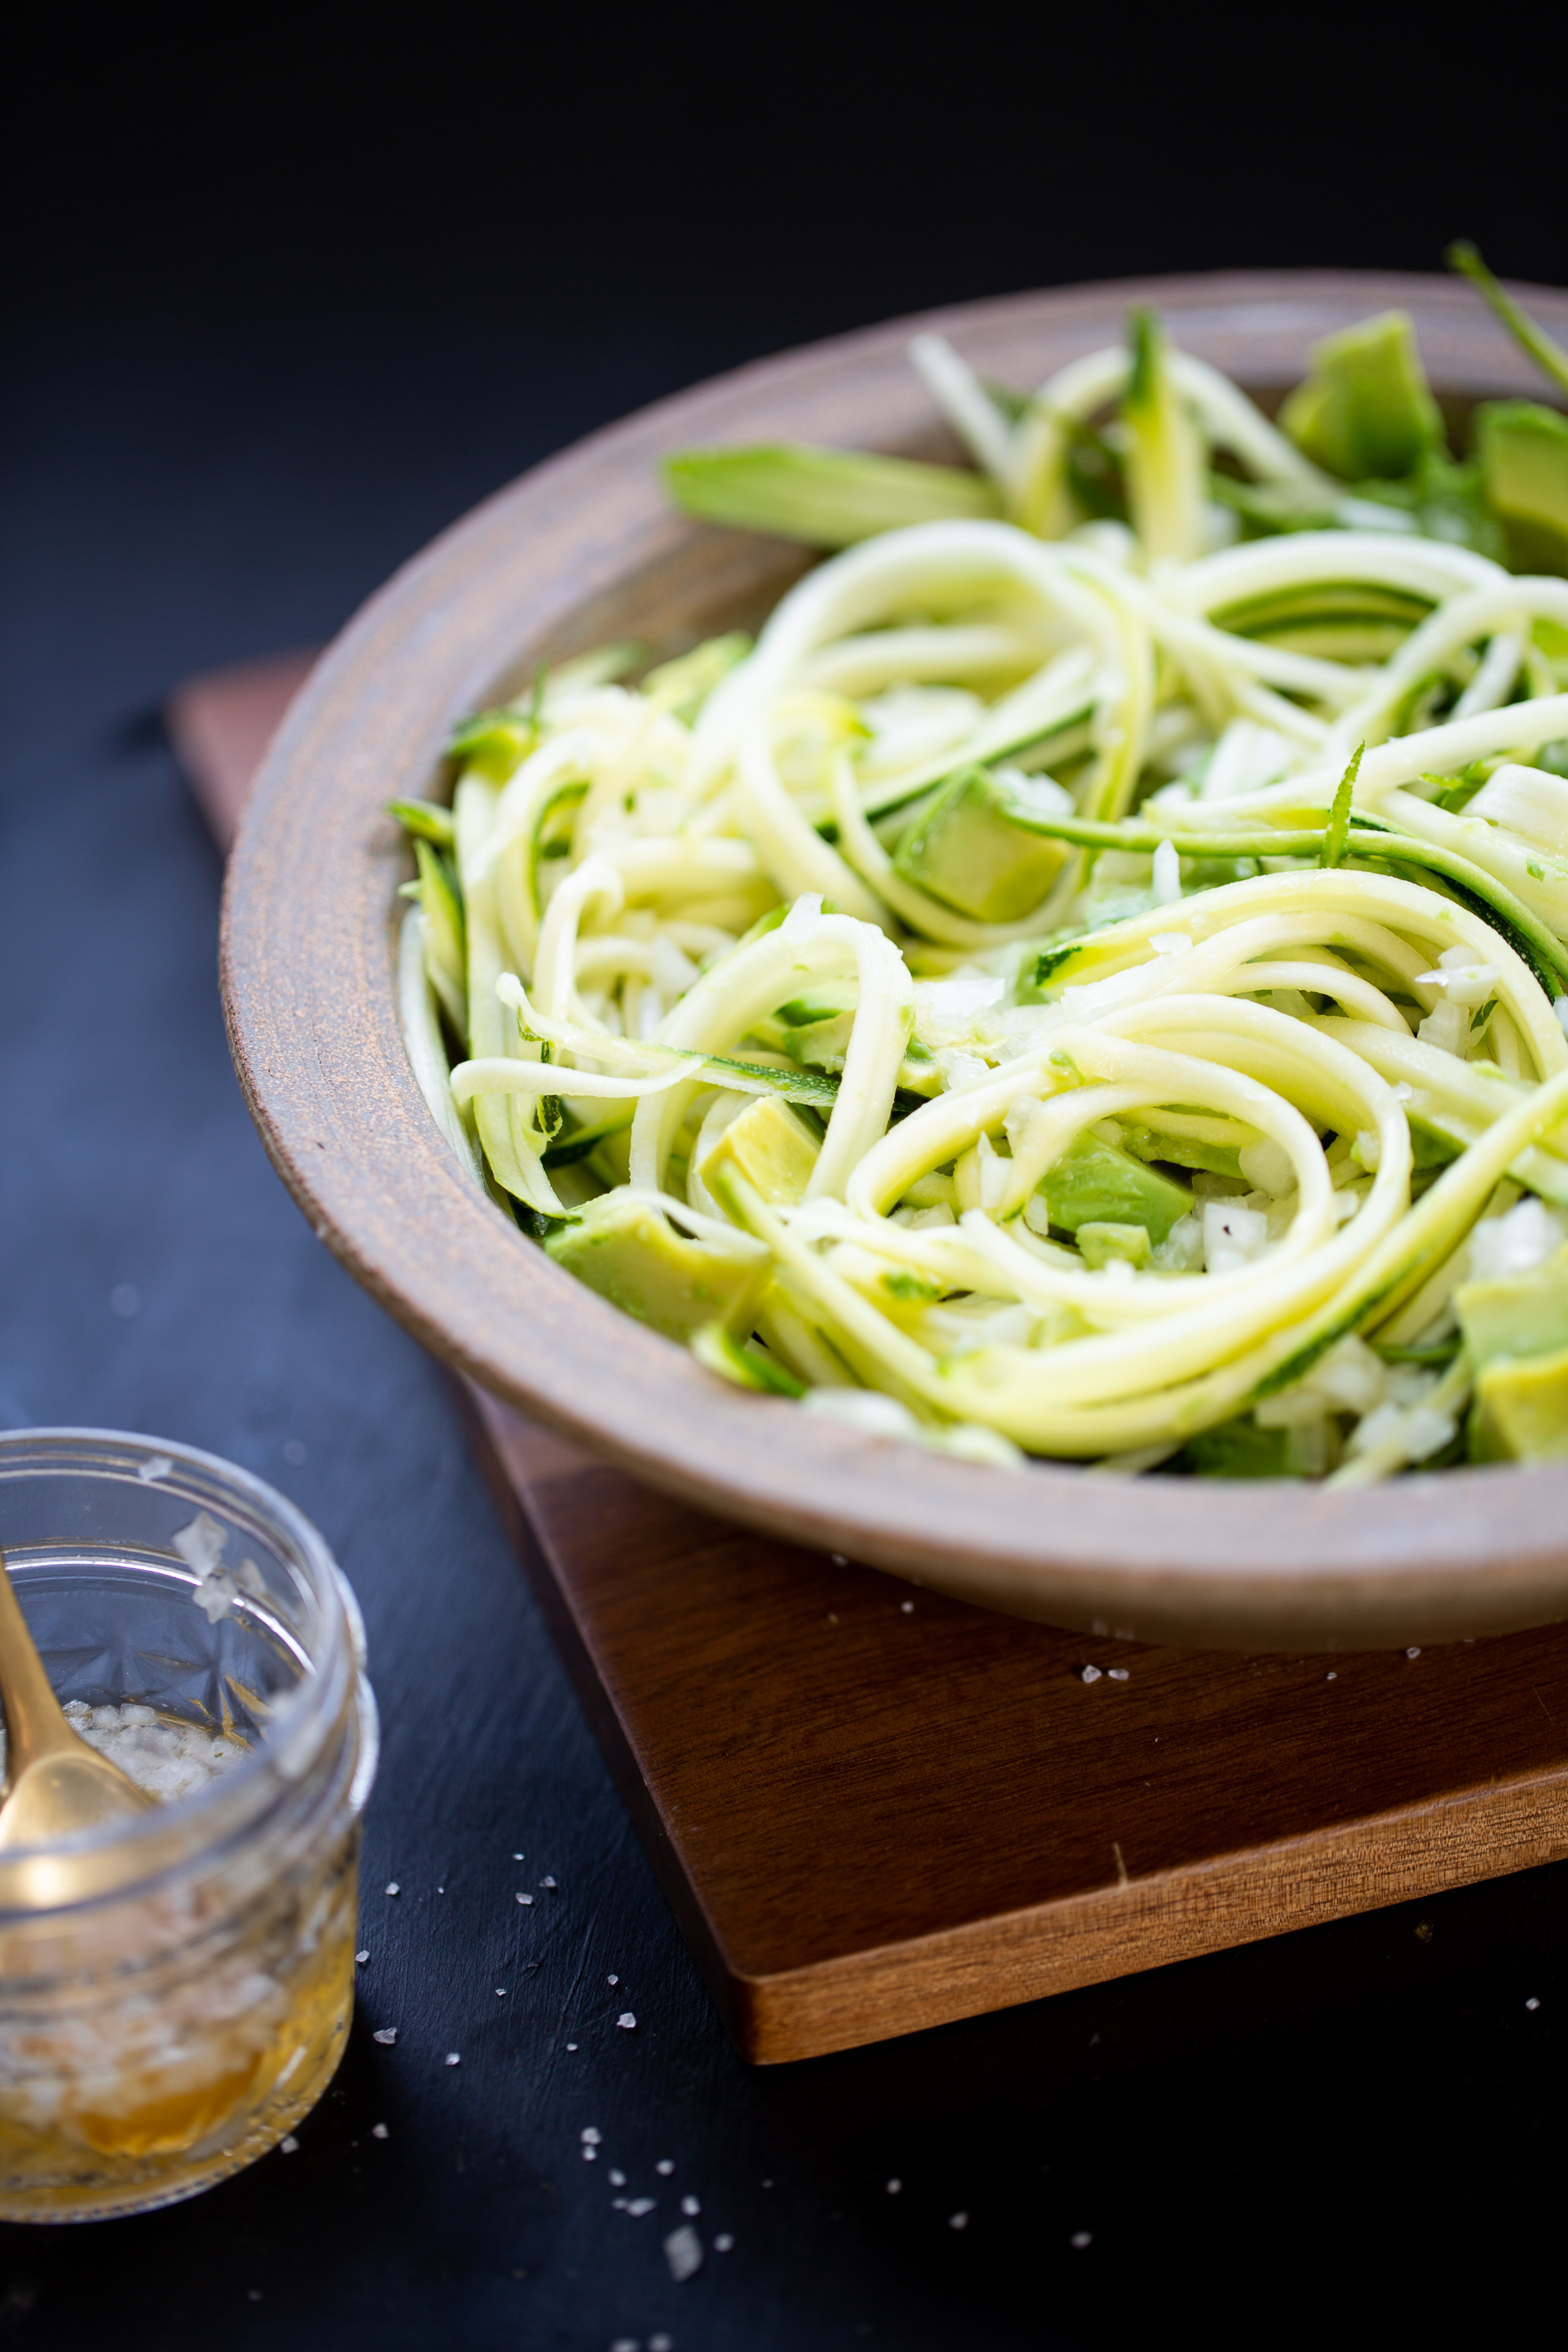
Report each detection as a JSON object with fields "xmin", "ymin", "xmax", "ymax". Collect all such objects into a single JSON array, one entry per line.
[{"xmin": 664, "ymin": 2223, "xmax": 704, "ymax": 2281}]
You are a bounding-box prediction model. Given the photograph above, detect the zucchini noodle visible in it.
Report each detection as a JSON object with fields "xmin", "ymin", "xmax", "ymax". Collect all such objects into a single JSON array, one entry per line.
[{"xmin": 395, "ymin": 291, "xmax": 1568, "ymax": 1484}]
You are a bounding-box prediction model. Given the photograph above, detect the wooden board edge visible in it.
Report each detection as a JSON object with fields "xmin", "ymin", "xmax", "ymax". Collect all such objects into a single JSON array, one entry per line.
[{"xmin": 730, "ymin": 1766, "xmax": 1568, "ymax": 2063}]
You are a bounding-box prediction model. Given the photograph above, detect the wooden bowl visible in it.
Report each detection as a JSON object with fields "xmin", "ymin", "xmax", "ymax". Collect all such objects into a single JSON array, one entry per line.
[{"xmin": 221, "ymin": 269, "xmax": 1568, "ymax": 1652}]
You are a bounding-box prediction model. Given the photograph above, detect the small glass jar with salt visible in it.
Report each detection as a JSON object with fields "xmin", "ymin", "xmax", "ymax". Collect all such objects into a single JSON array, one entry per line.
[{"xmin": 0, "ymin": 1429, "xmax": 377, "ymax": 2221}]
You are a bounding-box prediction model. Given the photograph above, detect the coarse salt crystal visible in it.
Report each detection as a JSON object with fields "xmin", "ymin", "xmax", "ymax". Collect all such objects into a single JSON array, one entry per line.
[
  {"xmin": 385, "ymin": 1882, "xmax": 400, "ymax": 1896},
  {"xmin": 1108, "ymin": 1668, "xmax": 1129, "ymax": 1682},
  {"xmin": 1081, "ymin": 1665, "xmax": 1102, "ymax": 1684},
  {"xmin": 566, "ymin": 2041, "xmax": 578, "ymax": 2051},
  {"xmin": 372, "ymin": 2028, "xmax": 397, "ymax": 2046},
  {"xmin": 371, "ymin": 2123, "xmax": 389, "ymax": 2139},
  {"xmin": 136, "ymin": 1453, "xmax": 174, "ymax": 1483},
  {"xmin": 542, "ymin": 1876, "xmax": 557, "ymax": 1889},
  {"xmin": 714, "ymin": 2232, "xmax": 735, "ymax": 2252},
  {"xmin": 1071, "ymin": 2230, "xmax": 1093, "ymax": 2249},
  {"xmin": 626, "ymin": 2196, "xmax": 657, "ymax": 2217},
  {"xmin": 1527, "ymin": 1996, "xmax": 1541, "ymax": 2011},
  {"xmin": 681, "ymin": 2194, "xmax": 701, "ymax": 2216},
  {"xmin": 664, "ymin": 2224, "xmax": 704, "ymax": 2281},
  {"xmin": 617, "ymin": 2011, "xmax": 637, "ymax": 2029},
  {"xmin": 583, "ymin": 2146, "xmax": 599, "ymax": 2161},
  {"xmin": 279, "ymin": 2135, "xmax": 299, "ymax": 2154},
  {"xmin": 356, "ymin": 1950, "xmax": 370, "ymax": 1965},
  {"xmin": 885, "ymin": 2178, "xmax": 902, "ymax": 2194},
  {"xmin": 900, "ymin": 1600, "xmax": 915, "ymax": 1614},
  {"xmin": 580, "ymin": 2127, "xmax": 602, "ymax": 2144},
  {"xmin": 1406, "ymin": 1646, "xmax": 1421, "ymax": 1659},
  {"xmin": 656, "ymin": 2158, "xmax": 675, "ymax": 2175},
  {"xmin": 948, "ymin": 2211, "xmax": 968, "ymax": 2231},
  {"xmin": 609, "ymin": 2168, "xmax": 626, "ymax": 2187},
  {"xmin": 445, "ymin": 2052, "xmax": 460, "ymax": 2067},
  {"xmin": 607, "ymin": 1974, "xmax": 619, "ymax": 1985},
  {"xmin": 517, "ymin": 1893, "xmax": 533, "ymax": 1905}
]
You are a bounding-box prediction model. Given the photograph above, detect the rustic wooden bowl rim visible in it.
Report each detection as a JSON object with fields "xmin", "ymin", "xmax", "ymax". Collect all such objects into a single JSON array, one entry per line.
[{"xmin": 221, "ymin": 267, "xmax": 1568, "ymax": 1649}]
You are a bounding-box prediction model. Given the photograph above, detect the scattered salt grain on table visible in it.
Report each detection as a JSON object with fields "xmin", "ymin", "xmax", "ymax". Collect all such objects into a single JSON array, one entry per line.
[
  {"xmin": 356, "ymin": 1950, "xmax": 370, "ymax": 1965},
  {"xmin": 655, "ymin": 2159, "xmax": 675, "ymax": 2175},
  {"xmin": 372, "ymin": 2028, "xmax": 397, "ymax": 2046},
  {"xmin": 681, "ymin": 2195, "xmax": 700, "ymax": 2216},
  {"xmin": 1081, "ymin": 1666, "xmax": 1102, "ymax": 1685},
  {"xmin": 885, "ymin": 2179, "xmax": 902, "ymax": 2194},
  {"xmin": 1527, "ymin": 1997, "xmax": 1541, "ymax": 2011},
  {"xmin": 714, "ymin": 2233, "xmax": 735, "ymax": 2252},
  {"xmin": 444, "ymin": 2052, "xmax": 460, "ymax": 2067},
  {"xmin": 385, "ymin": 1882, "xmax": 400, "ymax": 1896},
  {"xmin": 581, "ymin": 2128, "xmax": 602, "ymax": 2145},
  {"xmin": 617, "ymin": 2012, "xmax": 637, "ymax": 2030},
  {"xmin": 279, "ymin": 2135, "xmax": 299, "ymax": 2154},
  {"xmin": 625, "ymin": 2197, "xmax": 656, "ymax": 2217},
  {"xmin": 371, "ymin": 2123, "xmax": 389, "ymax": 2140},
  {"xmin": 517, "ymin": 1892, "xmax": 534, "ymax": 1906},
  {"xmin": 664, "ymin": 2224, "xmax": 703, "ymax": 2281}
]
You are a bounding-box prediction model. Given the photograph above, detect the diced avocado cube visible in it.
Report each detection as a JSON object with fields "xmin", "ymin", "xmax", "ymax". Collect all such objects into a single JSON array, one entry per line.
[
  {"xmin": 1475, "ymin": 400, "xmax": 1568, "ymax": 575},
  {"xmin": 892, "ymin": 765, "xmax": 1068, "ymax": 923},
  {"xmin": 1040, "ymin": 1132, "xmax": 1192, "ymax": 1245},
  {"xmin": 787, "ymin": 1011, "xmax": 855, "ymax": 1071},
  {"xmin": 1469, "ymin": 1344, "xmax": 1568, "ymax": 1463},
  {"xmin": 696, "ymin": 1095, "xmax": 820, "ymax": 1208},
  {"xmin": 1075, "ymin": 1221, "xmax": 1152, "ymax": 1270},
  {"xmin": 1119, "ymin": 1122, "xmax": 1244, "ymax": 1181},
  {"xmin": 751, "ymin": 981, "xmax": 857, "ymax": 1063},
  {"xmin": 1454, "ymin": 1247, "xmax": 1568, "ymax": 1370},
  {"xmin": 1279, "ymin": 311, "xmax": 1443, "ymax": 482},
  {"xmin": 545, "ymin": 1194, "xmax": 769, "ymax": 1341},
  {"xmin": 1180, "ymin": 1418, "xmax": 1291, "ymax": 1478}
]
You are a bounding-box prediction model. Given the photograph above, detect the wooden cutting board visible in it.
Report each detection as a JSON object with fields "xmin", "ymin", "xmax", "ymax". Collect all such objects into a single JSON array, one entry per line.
[{"xmin": 175, "ymin": 649, "xmax": 1568, "ymax": 2064}]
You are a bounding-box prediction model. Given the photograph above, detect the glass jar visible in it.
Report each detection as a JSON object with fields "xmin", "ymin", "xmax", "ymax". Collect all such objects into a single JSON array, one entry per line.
[{"xmin": 0, "ymin": 1428, "xmax": 377, "ymax": 2221}]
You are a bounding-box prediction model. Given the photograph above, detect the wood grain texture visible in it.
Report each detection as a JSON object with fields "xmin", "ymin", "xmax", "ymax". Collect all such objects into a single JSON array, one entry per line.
[
  {"xmin": 217, "ymin": 270, "xmax": 1568, "ymax": 1651},
  {"xmin": 464, "ymin": 1387, "xmax": 1568, "ymax": 2062}
]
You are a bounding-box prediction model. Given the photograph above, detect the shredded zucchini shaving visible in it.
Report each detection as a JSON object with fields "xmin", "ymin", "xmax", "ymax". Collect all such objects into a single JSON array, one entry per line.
[{"xmin": 393, "ymin": 264, "xmax": 1568, "ymax": 1483}]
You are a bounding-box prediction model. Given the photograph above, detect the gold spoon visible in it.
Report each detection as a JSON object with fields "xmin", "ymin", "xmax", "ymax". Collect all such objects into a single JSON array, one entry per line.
[{"xmin": 0, "ymin": 1543, "xmax": 155, "ymax": 1849}]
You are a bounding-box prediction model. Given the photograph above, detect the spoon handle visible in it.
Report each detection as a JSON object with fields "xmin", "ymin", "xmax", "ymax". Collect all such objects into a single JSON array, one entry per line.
[{"xmin": 0, "ymin": 1548, "xmax": 75, "ymax": 1775}]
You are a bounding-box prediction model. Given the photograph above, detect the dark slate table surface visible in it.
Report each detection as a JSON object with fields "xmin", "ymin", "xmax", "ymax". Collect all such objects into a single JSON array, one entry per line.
[{"xmin": 3, "ymin": 254, "xmax": 1566, "ymax": 2350}]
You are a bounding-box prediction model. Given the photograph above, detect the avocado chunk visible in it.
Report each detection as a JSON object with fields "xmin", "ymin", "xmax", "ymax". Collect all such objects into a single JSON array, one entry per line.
[
  {"xmin": 544, "ymin": 1194, "xmax": 769, "ymax": 1341},
  {"xmin": 1475, "ymin": 400, "xmax": 1568, "ymax": 575},
  {"xmin": 1180, "ymin": 1418, "xmax": 1291, "ymax": 1478},
  {"xmin": 752, "ymin": 981, "xmax": 856, "ymax": 1069},
  {"xmin": 1279, "ymin": 311, "xmax": 1443, "ymax": 482},
  {"xmin": 1470, "ymin": 1344, "xmax": 1568, "ymax": 1463},
  {"xmin": 1075, "ymin": 1221, "xmax": 1152, "ymax": 1271},
  {"xmin": 892, "ymin": 765, "xmax": 1068, "ymax": 923},
  {"xmin": 1041, "ymin": 1131, "xmax": 1192, "ymax": 1245},
  {"xmin": 696, "ymin": 1095, "xmax": 820, "ymax": 1208},
  {"xmin": 1119, "ymin": 1122, "xmax": 1244, "ymax": 1181},
  {"xmin": 1454, "ymin": 1247, "xmax": 1568, "ymax": 1370}
]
